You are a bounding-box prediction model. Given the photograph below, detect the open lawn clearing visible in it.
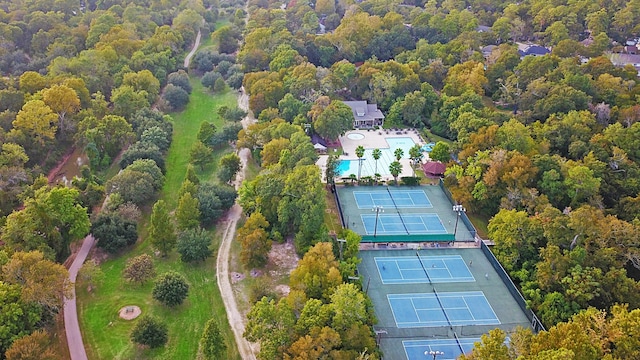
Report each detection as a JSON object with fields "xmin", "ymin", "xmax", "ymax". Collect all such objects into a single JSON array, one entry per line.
[
  {"xmin": 78, "ymin": 249, "xmax": 240, "ymax": 360},
  {"xmin": 162, "ymin": 77, "xmax": 237, "ymax": 208}
]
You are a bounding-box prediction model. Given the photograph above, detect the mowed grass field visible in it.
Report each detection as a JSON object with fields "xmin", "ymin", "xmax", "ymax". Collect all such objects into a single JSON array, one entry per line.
[{"xmin": 78, "ymin": 77, "xmax": 241, "ymax": 359}]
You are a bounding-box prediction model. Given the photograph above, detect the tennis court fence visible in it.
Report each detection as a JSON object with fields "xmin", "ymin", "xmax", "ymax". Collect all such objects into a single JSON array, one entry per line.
[
  {"xmin": 439, "ymin": 179, "xmax": 477, "ymax": 240},
  {"xmin": 481, "ymin": 242, "xmax": 545, "ymax": 333}
]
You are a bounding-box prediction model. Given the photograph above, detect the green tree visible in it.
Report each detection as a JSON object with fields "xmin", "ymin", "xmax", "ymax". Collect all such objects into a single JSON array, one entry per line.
[
  {"xmin": 111, "ymin": 85, "xmax": 150, "ymax": 118},
  {"xmin": 92, "ymin": 212, "xmax": 138, "ymax": 254},
  {"xmin": 394, "ymin": 148, "xmax": 404, "ymax": 161},
  {"xmin": 218, "ymin": 153, "xmax": 241, "ymax": 184},
  {"xmin": 176, "ymin": 192, "xmax": 201, "ymax": 230},
  {"xmin": 409, "ymin": 144, "xmax": 423, "ymax": 177},
  {"xmin": 325, "ymin": 153, "xmax": 340, "ymax": 185},
  {"xmin": 355, "ymin": 145, "xmax": 365, "ymax": 181},
  {"xmin": 564, "ymin": 164, "xmax": 601, "ymax": 206},
  {"xmin": 152, "ymin": 271, "xmax": 189, "ymax": 307},
  {"xmin": 200, "ymin": 318, "xmax": 227, "ymax": 359},
  {"xmin": 177, "ymin": 227, "xmax": 212, "ymax": 263},
  {"xmin": 389, "ymin": 160, "xmax": 402, "ymax": 185},
  {"xmin": 0, "ymin": 282, "xmax": 42, "ymax": 357},
  {"xmin": 244, "ymin": 297, "xmax": 296, "ymax": 360},
  {"xmin": 162, "ymin": 84, "xmax": 190, "ymax": 111},
  {"xmin": 122, "ymin": 254, "xmax": 156, "ymax": 284},
  {"xmin": 313, "ymin": 101, "xmax": 354, "ymax": 141},
  {"xmin": 105, "ymin": 167, "xmax": 158, "ymax": 206},
  {"xmin": 429, "ymin": 142, "xmax": 450, "ymax": 163},
  {"xmin": 11, "ymin": 100, "xmax": 57, "ymax": 147},
  {"xmin": 190, "ymin": 141, "xmax": 214, "ymax": 170},
  {"xmin": 148, "ymin": 200, "xmax": 176, "ymax": 256},
  {"xmin": 1, "ymin": 187, "xmax": 90, "ymax": 261},
  {"xmin": 372, "ymin": 148, "xmax": 382, "ymax": 175},
  {"xmin": 130, "ymin": 315, "xmax": 168, "ymax": 348},
  {"xmin": 42, "ymin": 84, "xmax": 80, "ymax": 133}
]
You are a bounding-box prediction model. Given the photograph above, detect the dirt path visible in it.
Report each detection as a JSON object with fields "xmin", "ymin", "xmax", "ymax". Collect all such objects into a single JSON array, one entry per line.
[
  {"xmin": 63, "ymin": 235, "xmax": 95, "ymax": 360},
  {"xmin": 184, "ymin": 29, "xmax": 202, "ymax": 68},
  {"xmin": 216, "ymin": 87, "xmax": 258, "ymax": 359}
]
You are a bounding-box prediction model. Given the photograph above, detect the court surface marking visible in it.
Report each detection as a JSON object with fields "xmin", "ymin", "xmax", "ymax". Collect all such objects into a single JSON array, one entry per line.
[
  {"xmin": 361, "ymin": 213, "xmax": 446, "ymax": 235},
  {"xmin": 375, "ymin": 255, "xmax": 474, "ymax": 284},
  {"xmin": 403, "ymin": 338, "xmax": 480, "ymax": 360},
  {"xmin": 388, "ymin": 291, "xmax": 500, "ymax": 328},
  {"xmin": 354, "ymin": 190, "xmax": 433, "ymax": 209}
]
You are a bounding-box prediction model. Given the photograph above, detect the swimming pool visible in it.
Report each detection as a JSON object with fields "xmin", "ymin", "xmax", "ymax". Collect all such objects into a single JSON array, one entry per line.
[{"xmin": 338, "ymin": 137, "xmax": 419, "ymax": 177}]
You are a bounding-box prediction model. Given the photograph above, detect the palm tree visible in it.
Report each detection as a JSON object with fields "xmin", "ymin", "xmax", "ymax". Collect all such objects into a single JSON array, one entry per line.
[
  {"xmin": 394, "ymin": 148, "xmax": 404, "ymax": 161},
  {"xmin": 355, "ymin": 145, "xmax": 365, "ymax": 180},
  {"xmin": 372, "ymin": 148, "xmax": 382, "ymax": 175},
  {"xmin": 389, "ymin": 161, "xmax": 402, "ymax": 185}
]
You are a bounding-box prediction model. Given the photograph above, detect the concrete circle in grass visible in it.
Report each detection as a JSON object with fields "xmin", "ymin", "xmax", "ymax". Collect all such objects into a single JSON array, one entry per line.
[{"xmin": 118, "ymin": 305, "xmax": 141, "ymax": 320}]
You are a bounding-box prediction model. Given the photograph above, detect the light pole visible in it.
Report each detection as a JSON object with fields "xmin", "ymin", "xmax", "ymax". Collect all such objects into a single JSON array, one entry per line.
[
  {"xmin": 372, "ymin": 206, "xmax": 384, "ymax": 237},
  {"xmin": 425, "ymin": 350, "xmax": 444, "ymax": 359},
  {"xmin": 453, "ymin": 204, "xmax": 466, "ymax": 239},
  {"xmin": 337, "ymin": 238, "xmax": 346, "ymax": 260}
]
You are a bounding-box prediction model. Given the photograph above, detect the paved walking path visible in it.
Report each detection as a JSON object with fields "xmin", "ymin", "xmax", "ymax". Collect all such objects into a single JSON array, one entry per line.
[{"xmin": 63, "ymin": 235, "xmax": 95, "ymax": 360}]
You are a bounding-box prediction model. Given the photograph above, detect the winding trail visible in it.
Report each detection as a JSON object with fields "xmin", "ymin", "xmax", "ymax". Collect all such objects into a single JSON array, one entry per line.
[
  {"xmin": 184, "ymin": 29, "xmax": 202, "ymax": 68},
  {"xmin": 63, "ymin": 235, "xmax": 95, "ymax": 360},
  {"xmin": 216, "ymin": 88, "xmax": 258, "ymax": 359}
]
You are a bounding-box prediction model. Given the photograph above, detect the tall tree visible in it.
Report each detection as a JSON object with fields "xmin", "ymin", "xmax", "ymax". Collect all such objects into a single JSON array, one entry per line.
[
  {"xmin": 289, "ymin": 242, "xmax": 342, "ymax": 301},
  {"xmin": 200, "ymin": 318, "xmax": 227, "ymax": 359},
  {"xmin": 42, "ymin": 84, "xmax": 80, "ymax": 133},
  {"xmin": 148, "ymin": 200, "xmax": 176, "ymax": 256},
  {"xmin": 355, "ymin": 145, "xmax": 365, "ymax": 181},
  {"xmin": 313, "ymin": 100, "xmax": 354, "ymax": 141},
  {"xmin": 177, "ymin": 227, "xmax": 212, "ymax": 263},
  {"xmin": 372, "ymin": 148, "xmax": 382, "ymax": 176},
  {"xmin": 176, "ymin": 192, "xmax": 201, "ymax": 230},
  {"xmin": 4, "ymin": 330, "xmax": 56, "ymax": 360},
  {"xmin": 2, "ymin": 251, "xmax": 70, "ymax": 310},
  {"xmin": 238, "ymin": 212, "xmax": 271, "ymax": 269},
  {"xmin": 10, "ymin": 100, "xmax": 57, "ymax": 148},
  {"xmin": 389, "ymin": 160, "xmax": 402, "ymax": 185}
]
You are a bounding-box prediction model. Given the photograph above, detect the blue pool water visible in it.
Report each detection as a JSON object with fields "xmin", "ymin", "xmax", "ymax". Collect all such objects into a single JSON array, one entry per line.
[{"xmin": 338, "ymin": 137, "xmax": 419, "ymax": 177}]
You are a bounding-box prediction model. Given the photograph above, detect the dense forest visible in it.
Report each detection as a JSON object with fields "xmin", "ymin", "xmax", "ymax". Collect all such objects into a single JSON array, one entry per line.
[{"xmin": 2, "ymin": 0, "xmax": 640, "ymax": 357}]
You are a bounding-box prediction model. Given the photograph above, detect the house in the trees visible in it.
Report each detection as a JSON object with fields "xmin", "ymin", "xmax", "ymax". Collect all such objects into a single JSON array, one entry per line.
[
  {"xmin": 608, "ymin": 53, "xmax": 640, "ymax": 76},
  {"xmin": 343, "ymin": 101, "xmax": 385, "ymax": 128}
]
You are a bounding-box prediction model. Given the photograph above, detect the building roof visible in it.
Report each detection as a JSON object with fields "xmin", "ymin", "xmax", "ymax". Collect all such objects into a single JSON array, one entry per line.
[
  {"xmin": 343, "ymin": 101, "xmax": 385, "ymax": 122},
  {"xmin": 422, "ymin": 161, "xmax": 446, "ymax": 176},
  {"xmin": 608, "ymin": 53, "xmax": 640, "ymax": 67},
  {"xmin": 313, "ymin": 143, "xmax": 327, "ymax": 150}
]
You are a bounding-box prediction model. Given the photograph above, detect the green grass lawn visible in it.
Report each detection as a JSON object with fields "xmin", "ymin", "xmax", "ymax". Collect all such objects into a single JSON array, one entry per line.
[
  {"xmin": 78, "ymin": 77, "xmax": 241, "ymax": 360},
  {"xmin": 162, "ymin": 78, "xmax": 237, "ymax": 208}
]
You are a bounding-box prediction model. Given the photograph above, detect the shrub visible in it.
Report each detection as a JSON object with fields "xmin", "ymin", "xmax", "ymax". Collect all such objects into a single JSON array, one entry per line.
[{"xmin": 130, "ymin": 315, "xmax": 168, "ymax": 348}]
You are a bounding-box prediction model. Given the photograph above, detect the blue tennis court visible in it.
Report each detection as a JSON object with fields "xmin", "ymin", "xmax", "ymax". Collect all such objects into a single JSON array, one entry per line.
[
  {"xmin": 361, "ymin": 213, "xmax": 446, "ymax": 235},
  {"xmin": 375, "ymin": 255, "xmax": 474, "ymax": 284},
  {"xmin": 403, "ymin": 338, "xmax": 479, "ymax": 360},
  {"xmin": 354, "ymin": 190, "xmax": 432, "ymax": 209},
  {"xmin": 388, "ymin": 291, "xmax": 500, "ymax": 328}
]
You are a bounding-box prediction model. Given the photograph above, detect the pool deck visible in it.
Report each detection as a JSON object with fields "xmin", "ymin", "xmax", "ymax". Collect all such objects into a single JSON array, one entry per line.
[{"xmin": 317, "ymin": 129, "xmax": 431, "ymax": 183}]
